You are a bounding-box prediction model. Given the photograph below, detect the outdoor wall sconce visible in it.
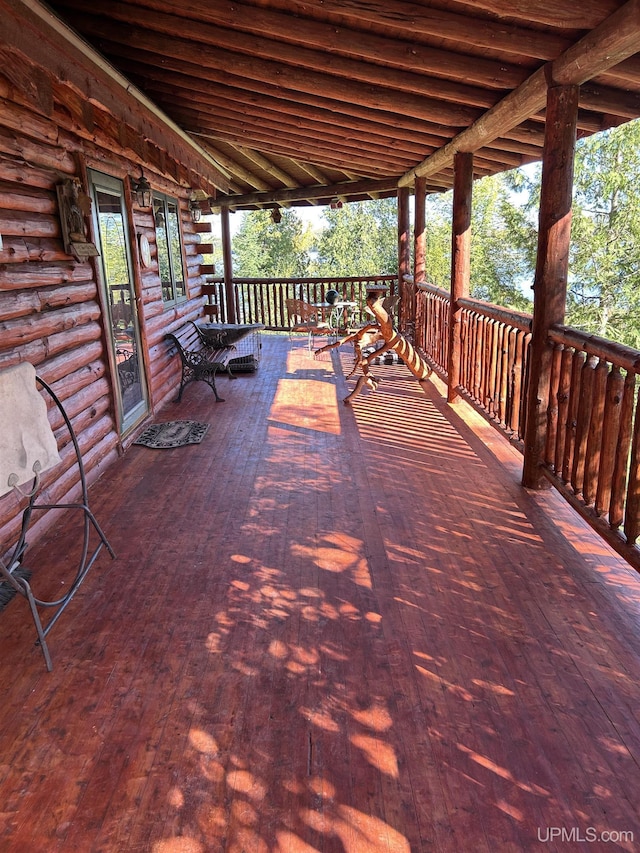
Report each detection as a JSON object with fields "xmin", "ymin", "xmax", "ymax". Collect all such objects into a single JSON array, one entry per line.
[
  {"xmin": 131, "ymin": 170, "xmax": 152, "ymax": 208},
  {"xmin": 189, "ymin": 197, "xmax": 202, "ymax": 223}
]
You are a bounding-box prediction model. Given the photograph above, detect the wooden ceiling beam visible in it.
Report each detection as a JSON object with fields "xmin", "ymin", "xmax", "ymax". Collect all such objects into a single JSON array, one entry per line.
[
  {"xmin": 231, "ymin": 145, "xmax": 300, "ymax": 190},
  {"xmin": 399, "ymin": 0, "xmax": 640, "ymax": 187},
  {"xmin": 241, "ymin": 0, "xmax": 587, "ymax": 56},
  {"xmin": 177, "ymin": 110, "xmax": 422, "ymax": 173},
  {"xmin": 212, "ymin": 177, "xmax": 405, "ymax": 210},
  {"xmin": 289, "ymin": 160, "xmax": 334, "ymax": 187},
  {"xmin": 150, "ymin": 87, "xmax": 443, "ymax": 164},
  {"xmin": 50, "ymin": 11, "xmax": 486, "ymax": 128},
  {"xmin": 188, "ymin": 124, "xmax": 417, "ymax": 177},
  {"xmin": 109, "ymin": 50, "xmax": 459, "ymax": 145},
  {"xmin": 192, "ymin": 126, "xmax": 407, "ymax": 178},
  {"xmin": 54, "ymin": 0, "xmax": 526, "ymax": 92},
  {"xmin": 194, "ymin": 145, "xmax": 274, "ymax": 194},
  {"xmin": 123, "ymin": 64, "xmax": 455, "ymax": 156}
]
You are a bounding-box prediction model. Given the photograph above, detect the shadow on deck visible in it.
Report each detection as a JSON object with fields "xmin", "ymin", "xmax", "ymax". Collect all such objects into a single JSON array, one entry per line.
[{"xmin": 1, "ymin": 333, "xmax": 640, "ymax": 852}]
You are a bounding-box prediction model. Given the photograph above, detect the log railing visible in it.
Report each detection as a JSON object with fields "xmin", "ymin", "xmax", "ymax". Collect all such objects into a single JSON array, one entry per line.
[
  {"xmin": 415, "ymin": 283, "xmax": 532, "ymax": 444},
  {"xmin": 458, "ymin": 298, "xmax": 532, "ymax": 444},
  {"xmin": 543, "ymin": 326, "xmax": 640, "ymax": 564},
  {"xmin": 204, "ymin": 275, "xmax": 397, "ymax": 329},
  {"xmin": 416, "ymin": 281, "xmax": 640, "ymax": 567},
  {"xmin": 415, "ymin": 282, "xmax": 450, "ymax": 375}
]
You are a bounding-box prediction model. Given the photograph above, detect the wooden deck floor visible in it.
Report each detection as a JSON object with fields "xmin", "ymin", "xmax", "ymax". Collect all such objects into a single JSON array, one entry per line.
[{"xmin": 2, "ymin": 333, "xmax": 640, "ymax": 852}]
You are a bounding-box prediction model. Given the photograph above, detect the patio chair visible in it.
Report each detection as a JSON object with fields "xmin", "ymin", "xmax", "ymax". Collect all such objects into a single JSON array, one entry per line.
[{"xmin": 286, "ymin": 298, "xmax": 334, "ymax": 349}]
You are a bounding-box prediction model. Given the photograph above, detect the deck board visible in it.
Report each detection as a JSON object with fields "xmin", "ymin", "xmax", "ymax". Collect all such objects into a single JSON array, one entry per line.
[{"xmin": 1, "ymin": 333, "xmax": 640, "ymax": 851}]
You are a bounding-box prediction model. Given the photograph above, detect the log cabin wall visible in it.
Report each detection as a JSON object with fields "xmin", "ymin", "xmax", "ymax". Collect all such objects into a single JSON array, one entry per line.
[{"xmin": 0, "ymin": 58, "xmax": 213, "ymax": 554}]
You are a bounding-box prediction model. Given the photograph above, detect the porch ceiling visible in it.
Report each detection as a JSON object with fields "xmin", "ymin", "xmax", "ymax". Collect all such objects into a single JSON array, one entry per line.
[{"xmin": 45, "ymin": 0, "xmax": 640, "ymax": 209}]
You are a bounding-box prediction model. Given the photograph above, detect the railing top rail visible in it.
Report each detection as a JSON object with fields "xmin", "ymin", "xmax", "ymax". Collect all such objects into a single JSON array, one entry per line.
[
  {"xmin": 415, "ymin": 280, "xmax": 450, "ymax": 300},
  {"xmin": 550, "ymin": 323, "xmax": 640, "ymax": 373},
  {"xmin": 214, "ymin": 274, "xmax": 397, "ymax": 285},
  {"xmin": 458, "ymin": 297, "xmax": 532, "ymax": 333}
]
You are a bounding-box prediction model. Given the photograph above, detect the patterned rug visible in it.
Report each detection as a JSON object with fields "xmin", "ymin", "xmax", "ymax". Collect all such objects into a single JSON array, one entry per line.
[
  {"xmin": 362, "ymin": 346, "xmax": 403, "ymax": 365},
  {"xmin": 134, "ymin": 421, "xmax": 210, "ymax": 449}
]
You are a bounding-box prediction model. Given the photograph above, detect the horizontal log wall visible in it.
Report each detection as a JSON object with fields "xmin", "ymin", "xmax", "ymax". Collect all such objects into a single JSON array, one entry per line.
[{"xmin": 0, "ymin": 69, "xmax": 208, "ymax": 554}]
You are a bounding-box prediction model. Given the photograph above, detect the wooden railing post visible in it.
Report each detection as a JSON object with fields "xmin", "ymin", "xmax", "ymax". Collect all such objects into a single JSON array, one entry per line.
[
  {"xmin": 448, "ymin": 151, "xmax": 473, "ymax": 403},
  {"xmin": 220, "ymin": 207, "xmax": 236, "ymax": 324},
  {"xmin": 522, "ymin": 83, "xmax": 579, "ymax": 488}
]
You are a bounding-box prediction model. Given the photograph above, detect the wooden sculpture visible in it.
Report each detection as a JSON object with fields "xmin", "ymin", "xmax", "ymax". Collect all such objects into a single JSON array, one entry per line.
[{"xmin": 315, "ymin": 290, "xmax": 432, "ymax": 403}]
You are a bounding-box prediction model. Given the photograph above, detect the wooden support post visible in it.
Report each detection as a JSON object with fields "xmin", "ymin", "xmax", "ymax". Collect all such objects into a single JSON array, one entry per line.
[
  {"xmin": 408, "ymin": 176, "xmax": 427, "ymax": 337},
  {"xmin": 448, "ymin": 151, "xmax": 473, "ymax": 404},
  {"xmin": 522, "ymin": 83, "xmax": 579, "ymax": 489},
  {"xmin": 414, "ymin": 177, "xmax": 427, "ymax": 284},
  {"xmin": 397, "ymin": 185, "xmax": 411, "ymax": 329},
  {"xmin": 221, "ymin": 207, "xmax": 236, "ymax": 324}
]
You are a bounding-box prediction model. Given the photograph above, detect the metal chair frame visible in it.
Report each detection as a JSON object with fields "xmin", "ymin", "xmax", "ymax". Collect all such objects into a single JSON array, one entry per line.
[{"xmin": 0, "ymin": 376, "xmax": 115, "ymax": 670}]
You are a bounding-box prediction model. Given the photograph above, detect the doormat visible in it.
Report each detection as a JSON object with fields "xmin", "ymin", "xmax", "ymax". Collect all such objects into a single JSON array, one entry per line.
[{"xmin": 134, "ymin": 421, "xmax": 210, "ymax": 449}]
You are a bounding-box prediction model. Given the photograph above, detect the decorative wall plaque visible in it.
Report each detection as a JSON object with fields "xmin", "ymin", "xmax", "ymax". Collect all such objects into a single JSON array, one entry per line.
[{"xmin": 56, "ymin": 178, "xmax": 99, "ymax": 262}]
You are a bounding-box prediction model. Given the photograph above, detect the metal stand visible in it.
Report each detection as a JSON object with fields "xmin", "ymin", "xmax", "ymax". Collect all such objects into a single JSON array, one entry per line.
[{"xmin": 0, "ymin": 376, "xmax": 115, "ymax": 671}]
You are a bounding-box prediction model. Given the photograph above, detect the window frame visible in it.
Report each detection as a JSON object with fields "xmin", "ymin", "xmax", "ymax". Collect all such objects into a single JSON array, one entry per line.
[{"xmin": 153, "ymin": 192, "xmax": 188, "ymax": 307}]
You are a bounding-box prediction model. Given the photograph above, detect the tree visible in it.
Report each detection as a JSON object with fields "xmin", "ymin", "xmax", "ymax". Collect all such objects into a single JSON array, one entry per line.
[
  {"xmin": 567, "ymin": 120, "xmax": 640, "ymax": 347},
  {"xmin": 233, "ymin": 209, "xmax": 312, "ymax": 277},
  {"xmin": 423, "ymin": 174, "xmax": 534, "ymax": 312},
  {"xmin": 312, "ymin": 198, "xmax": 398, "ymax": 276}
]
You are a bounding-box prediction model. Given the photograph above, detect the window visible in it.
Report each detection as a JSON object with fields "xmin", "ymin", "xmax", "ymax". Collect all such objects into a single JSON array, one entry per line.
[{"xmin": 154, "ymin": 193, "xmax": 187, "ymax": 304}]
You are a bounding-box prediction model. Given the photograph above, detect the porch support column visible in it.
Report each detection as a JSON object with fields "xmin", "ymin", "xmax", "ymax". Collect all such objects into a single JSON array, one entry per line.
[
  {"xmin": 447, "ymin": 151, "xmax": 473, "ymax": 404},
  {"xmin": 414, "ymin": 176, "xmax": 427, "ymax": 284},
  {"xmin": 220, "ymin": 207, "xmax": 236, "ymax": 324},
  {"xmin": 522, "ymin": 83, "xmax": 579, "ymax": 488},
  {"xmin": 397, "ymin": 185, "xmax": 411, "ymax": 329},
  {"xmin": 409, "ymin": 176, "xmax": 427, "ymax": 338}
]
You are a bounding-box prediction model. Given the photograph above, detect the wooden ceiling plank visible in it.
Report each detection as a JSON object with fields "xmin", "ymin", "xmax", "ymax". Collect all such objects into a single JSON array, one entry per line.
[{"xmin": 399, "ymin": 0, "xmax": 640, "ymax": 186}]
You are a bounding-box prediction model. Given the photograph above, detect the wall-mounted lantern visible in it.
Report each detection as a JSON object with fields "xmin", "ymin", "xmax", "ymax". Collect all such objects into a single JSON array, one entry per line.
[{"xmin": 131, "ymin": 170, "xmax": 152, "ymax": 208}]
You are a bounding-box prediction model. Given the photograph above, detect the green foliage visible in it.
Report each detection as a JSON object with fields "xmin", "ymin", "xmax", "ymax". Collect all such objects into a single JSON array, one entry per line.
[
  {"xmin": 233, "ymin": 209, "xmax": 312, "ymax": 277},
  {"xmin": 567, "ymin": 121, "xmax": 640, "ymax": 347},
  {"xmin": 311, "ymin": 198, "xmax": 398, "ymax": 275},
  {"xmin": 423, "ymin": 176, "xmax": 534, "ymax": 312},
  {"xmin": 227, "ymin": 118, "xmax": 640, "ymax": 348}
]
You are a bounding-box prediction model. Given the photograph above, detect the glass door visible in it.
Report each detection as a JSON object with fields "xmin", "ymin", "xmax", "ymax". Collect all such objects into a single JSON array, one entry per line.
[{"xmin": 89, "ymin": 170, "xmax": 149, "ymax": 434}]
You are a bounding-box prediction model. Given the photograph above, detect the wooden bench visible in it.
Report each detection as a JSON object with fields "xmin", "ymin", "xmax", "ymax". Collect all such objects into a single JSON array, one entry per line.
[{"xmin": 164, "ymin": 322, "xmax": 237, "ymax": 402}]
